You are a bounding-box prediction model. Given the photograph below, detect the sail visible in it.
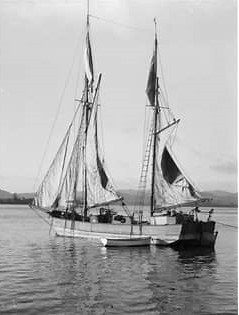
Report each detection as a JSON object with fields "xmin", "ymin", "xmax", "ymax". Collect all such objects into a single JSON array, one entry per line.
[
  {"xmin": 85, "ymin": 86, "xmax": 122, "ymax": 208},
  {"xmin": 84, "ymin": 30, "xmax": 94, "ymax": 87},
  {"xmin": 146, "ymin": 35, "xmax": 157, "ymax": 106},
  {"xmin": 55, "ymin": 112, "xmax": 86, "ymax": 208},
  {"xmin": 144, "ymin": 22, "xmax": 201, "ymax": 212},
  {"xmin": 154, "ymin": 129, "xmax": 201, "ymax": 210},
  {"xmin": 34, "ymin": 128, "xmax": 71, "ymax": 208}
]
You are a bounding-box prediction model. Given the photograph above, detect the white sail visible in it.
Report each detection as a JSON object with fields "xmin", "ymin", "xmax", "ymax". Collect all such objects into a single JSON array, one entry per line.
[
  {"xmin": 85, "ymin": 87, "xmax": 122, "ymax": 208},
  {"xmin": 154, "ymin": 128, "xmax": 201, "ymax": 210},
  {"xmin": 56, "ymin": 113, "xmax": 85, "ymax": 208},
  {"xmin": 34, "ymin": 128, "xmax": 71, "ymax": 208}
]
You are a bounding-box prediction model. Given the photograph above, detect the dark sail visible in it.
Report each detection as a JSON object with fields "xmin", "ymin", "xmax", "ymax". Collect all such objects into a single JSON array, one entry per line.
[
  {"xmin": 97, "ymin": 155, "xmax": 108, "ymax": 189},
  {"xmin": 161, "ymin": 147, "xmax": 181, "ymax": 184},
  {"xmin": 146, "ymin": 36, "xmax": 157, "ymax": 106}
]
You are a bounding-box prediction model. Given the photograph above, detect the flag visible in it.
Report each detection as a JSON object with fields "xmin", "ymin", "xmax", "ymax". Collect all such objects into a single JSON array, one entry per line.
[
  {"xmin": 146, "ymin": 37, "xmax": 157, "ymax": 106},
  {"xmin": 84, "ymin": 31, "xmax": 94, "ymax": 86}
]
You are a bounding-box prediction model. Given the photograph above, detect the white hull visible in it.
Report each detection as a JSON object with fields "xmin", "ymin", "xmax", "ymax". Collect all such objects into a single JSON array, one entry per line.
[
  {"xmin": 151, "ymin": 236, "xmax": 179, "ymax": 246},
  {"xmin": 52, "ymin": 217, "xmax": 217, "ymax": 248},
  {"xmin": 53, "ymin": 218, "xmax": 182, "ymax": 246},
  {"xmin": 55, "ymin": 226, "xmax": 146, "ymax": 240}
]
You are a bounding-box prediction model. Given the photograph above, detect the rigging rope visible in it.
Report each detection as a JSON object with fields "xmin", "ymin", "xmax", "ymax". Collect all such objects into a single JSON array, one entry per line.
[
  {"xmin": 30, "ymin": 206, "xmax": 51, "ymax": 227},
  {"xmin": 73, "ymin": 28, "xmax": 86, "ymax": 138},
  {"xmin": 89, "ymin": 14, "xmax": 149, "ymax": 33},
  {"xmin": 98, "ymin": 94, "xmax": 106, "ymax": 159},
  {"xmin": 216, "ymin": 221, "xmax": 237, "ymax": 229},
  {"xmin": 33, "ymin": 29, "xmax": 85, "ymax": 193}
]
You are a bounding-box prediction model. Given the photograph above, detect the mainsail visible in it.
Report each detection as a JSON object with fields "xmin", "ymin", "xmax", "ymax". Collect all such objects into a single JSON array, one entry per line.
[{"xmin": 154, "ymin": 137, "xmax": 201, "ymax": 210}]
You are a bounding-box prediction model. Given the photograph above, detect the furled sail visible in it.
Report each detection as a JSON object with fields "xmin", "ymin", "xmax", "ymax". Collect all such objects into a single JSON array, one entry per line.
[
  {"xmin": 34, "ymin": 127, "xmax": 71, "ymax": 208},
  {"xmin": 154, "ymin": 128, "xmax": 201, "ymax": 210},
  {"xmin": 85, "ymin": 85, "xmax": 122, "ymax": 208}
]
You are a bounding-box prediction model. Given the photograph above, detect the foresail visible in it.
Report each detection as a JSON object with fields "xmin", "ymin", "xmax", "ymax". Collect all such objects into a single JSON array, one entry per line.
[
  {"xmin": 85, "ymin": 87, "xmax": 122, "ymax": 208},
  {"xmin": 34, "ymin": 128, "xmax": 71, "ymax": 208},
  {"xmin": 56, "ymin": 112, "xmax": 85, "ymax": 208},
  {"xmin": 154, "ymin": 130, "xmax": 201, "ymax": 210}
]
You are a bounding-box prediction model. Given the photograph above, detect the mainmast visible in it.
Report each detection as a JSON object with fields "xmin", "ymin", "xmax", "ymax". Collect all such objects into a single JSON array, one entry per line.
[
  {"xmin": 149, "ymin": 20, "xmax": 159, "ymax": 217},
  {"xmin": 150, "ymin": 79, "xmax": 160, "ymax": 216}
]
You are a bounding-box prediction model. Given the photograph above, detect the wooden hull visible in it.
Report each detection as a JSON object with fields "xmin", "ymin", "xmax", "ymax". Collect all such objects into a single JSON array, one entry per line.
[
  {"xmin": 177, "ymin": 221, "xmax": 218, "ymax": 248},
  {"xmin": 101, "ymin": 237, "xmax": 151, "ymax": 247},
  {"xmin": 52, "ymin": 217, "xmax": 217, "ymax": 248}
]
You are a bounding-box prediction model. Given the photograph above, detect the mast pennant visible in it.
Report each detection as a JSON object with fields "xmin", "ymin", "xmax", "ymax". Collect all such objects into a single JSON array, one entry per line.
[
  {"xmin": 146, "ymin": 35, "xmax": 157, "ymax": 106},
  {"xmin": 84, "ymin": 31, "xmax": 94, "ymax": 86}
]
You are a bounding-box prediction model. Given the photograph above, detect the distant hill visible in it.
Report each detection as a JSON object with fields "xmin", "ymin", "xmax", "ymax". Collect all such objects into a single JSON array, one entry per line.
[
  {"xmin": 0, "ymin": 189, "xmax": 33, "ymax": 204},
  {"xmin": 0, "ymin": 189, "xmax": 237, "ymax": 207},
  {"xmin": 200, "ymin": 191, "xmax": 238, "ymax": 208},
  {"xmin": 118, "ymin": 189, "xmax": 238, "ymax": 208},
  {"xmin": 0, "ymin": 189, "xmax": 13, "ymax": 199},
  {"xmin": 18, "ymin": 192, "xmax": 34, "ymax": 199}
]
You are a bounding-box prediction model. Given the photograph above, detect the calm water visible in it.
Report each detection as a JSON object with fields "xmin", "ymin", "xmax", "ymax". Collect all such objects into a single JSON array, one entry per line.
[{"xmin": 0, "ymin": 205, "xmax": 237, "ymax": 314}]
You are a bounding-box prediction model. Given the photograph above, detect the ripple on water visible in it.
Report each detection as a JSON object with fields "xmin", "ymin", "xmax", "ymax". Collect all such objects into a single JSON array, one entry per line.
[{"xmin": 0, "ymin": 206, "xmax": 237, "ymax": 315}]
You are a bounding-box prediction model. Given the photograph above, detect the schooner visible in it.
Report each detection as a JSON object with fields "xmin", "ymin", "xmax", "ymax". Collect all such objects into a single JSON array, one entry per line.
[{"xmin": 32, "ymin": 6, "xmax": 218, "ymax": 248}]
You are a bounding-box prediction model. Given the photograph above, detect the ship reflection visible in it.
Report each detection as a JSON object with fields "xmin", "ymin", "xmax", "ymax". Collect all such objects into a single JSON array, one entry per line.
[
  {"xmin": 44, "ymin": 239, "xmax": 218, "ymax": 314},
  {"xmin": 176, "ymin": 247, "xmax": 216, "ymax": 268}
]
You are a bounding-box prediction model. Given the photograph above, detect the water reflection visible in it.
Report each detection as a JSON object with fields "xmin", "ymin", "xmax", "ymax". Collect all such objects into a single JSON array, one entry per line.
[
  {"xmin": 146, "ymin": 247, "xmax": 218, "ymax": 314},
  {"xmin": 44, "ymin": 240, "xmax": 220, "ymax": 314},
  {"xmin": 15, "ymin": 232, "xmax": 233, "ymax": 315},
  {"xmin": 1, "ymin": 206, "xmax": 237, "ymax": 314},
  {"xmin": 177, "ymin": 247, "xmax": 216, "ymax": 262}
]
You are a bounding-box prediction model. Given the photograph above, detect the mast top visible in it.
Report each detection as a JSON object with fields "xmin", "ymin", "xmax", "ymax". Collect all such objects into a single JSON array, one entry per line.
[
  {"xmin": 87, "ymin": 0, "xmax": 90, "ymax": 27},
  {"xmin": 153, "ymin": 18, "xmax": 158, "ymax": 40}
]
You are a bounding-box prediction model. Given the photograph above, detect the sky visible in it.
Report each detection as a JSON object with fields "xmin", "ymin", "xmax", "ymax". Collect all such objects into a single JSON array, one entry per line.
[{"xmin": 0, "ymin": 0, "xmax": 237, "ymax": 193}]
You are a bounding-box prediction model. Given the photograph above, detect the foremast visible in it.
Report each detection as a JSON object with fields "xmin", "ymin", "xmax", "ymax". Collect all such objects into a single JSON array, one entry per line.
[
  {"xmin": 83, "ymin": 0, "xmax": 91, "ymax": 218},
  {"xmin": 34, "ymin": 1, "xmax": 122, "ymax": 215},
  {"xmin": 83, "ymin": 0, "xmax": 93, "ymax": 218}
]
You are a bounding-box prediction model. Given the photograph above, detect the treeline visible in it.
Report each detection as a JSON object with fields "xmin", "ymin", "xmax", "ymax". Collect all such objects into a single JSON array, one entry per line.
[{"xmin": 0, "ymin": 198, "xmax": 33, "ymax": 205}]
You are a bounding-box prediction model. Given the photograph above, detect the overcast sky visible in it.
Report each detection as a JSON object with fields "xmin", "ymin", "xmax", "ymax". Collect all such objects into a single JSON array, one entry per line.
[{"xmin": 0, "ymin": 0, "xmax": 237, "ymax": 193}]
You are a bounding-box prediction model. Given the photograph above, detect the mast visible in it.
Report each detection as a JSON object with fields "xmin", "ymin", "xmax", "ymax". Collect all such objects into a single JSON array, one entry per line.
[
  {"xmin": 150, "ymin": 20, "xmax": 158, "ymax": 217},
  {"xmin": 83, "ymin": 82, "xmax": 89, "ymax": 218},
  {"xmin": 147, "ymin": 20, "xmax": 196, "ymax": 213},
  {"xmin": 150, "ymin": 79, "xmax": 160, "ymax": 216},
  {"xmin": 83, "ymin": 0, "xmax": 90, "ymax": 218}
]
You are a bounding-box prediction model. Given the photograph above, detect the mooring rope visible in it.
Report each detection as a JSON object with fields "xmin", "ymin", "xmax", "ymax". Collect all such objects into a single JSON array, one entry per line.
[{"xmin": 216, "ymin": 221, "xmax": 237, "ymax": 229}]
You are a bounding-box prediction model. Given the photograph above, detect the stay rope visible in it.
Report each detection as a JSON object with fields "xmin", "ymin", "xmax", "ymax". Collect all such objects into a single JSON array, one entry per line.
[
  {"xmin": 216, "ymin": 221, "xmax": 237, "ymax": 230},
  {"xmin": 30, "ymin": 206, "xmax": 51, "ymax": 227},
  {"xmin": 33, "ymin": 29, "xmax": 85, "ymax": 192},
  {"xmin": 89, "ymin": 14, "xmax": 149, "ymax": 33}
]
